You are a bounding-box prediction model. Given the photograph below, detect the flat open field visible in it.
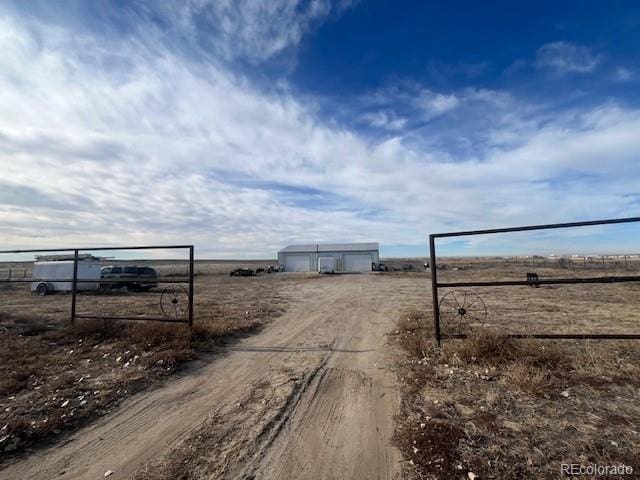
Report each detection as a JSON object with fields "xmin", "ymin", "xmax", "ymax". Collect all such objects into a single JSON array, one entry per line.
[{"xmin": 0, "ymin": 258, "xmax": 638, "ymax": 479}]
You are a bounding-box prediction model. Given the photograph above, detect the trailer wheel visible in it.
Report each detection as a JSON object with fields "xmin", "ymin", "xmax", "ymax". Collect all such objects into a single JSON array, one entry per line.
[{"xmin": 36, "ymin": 283, "xmax": 49, "ymax": 296}]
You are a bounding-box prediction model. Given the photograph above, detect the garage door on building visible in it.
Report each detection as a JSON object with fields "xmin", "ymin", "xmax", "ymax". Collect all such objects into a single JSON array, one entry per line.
[
  {"xmin": 344, "ymin": 254, "xmax": 372, "ymax": 272},
  {"xmin": 284, "ymin": 255, "xmax": 311, "ymax": 272}
]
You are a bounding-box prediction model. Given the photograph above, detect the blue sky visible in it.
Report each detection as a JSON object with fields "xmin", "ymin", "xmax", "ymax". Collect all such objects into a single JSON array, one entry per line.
[{"xmin": 1, "ymin": 1, "xmax": 639, "ymax": 258}]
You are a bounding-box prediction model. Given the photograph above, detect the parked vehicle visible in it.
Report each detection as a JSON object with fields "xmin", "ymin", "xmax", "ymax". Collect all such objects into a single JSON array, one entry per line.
[
  {"xmin": 372, "ymin": 263, "xmax": 388, "ymax": 272},
  {"xmin": 32, "ymin": 257, "xmax": 101, "ymax": 295},
  {"xmin": 100, "ymin": 265, "xmax": 159, "ymax": 291}
]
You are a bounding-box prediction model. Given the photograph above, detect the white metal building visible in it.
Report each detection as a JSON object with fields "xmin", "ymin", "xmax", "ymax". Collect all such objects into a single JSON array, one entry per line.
[{"xmin": 277, "ymin": 243, "xmax": 379, "ymax": 273}]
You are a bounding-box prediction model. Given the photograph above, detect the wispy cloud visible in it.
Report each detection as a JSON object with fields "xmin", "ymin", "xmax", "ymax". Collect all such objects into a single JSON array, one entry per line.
[
  {"xmin": 416, "ymin": 91, "xmax": 460, "ymax": 115},
  {"xmin": 535, "ymin": 41, "xmax": 602, "ymax": 74},
  {"xmin": 0, "ymin": 7, "xmax": 639, "ymax": 257},
  {"xmin": 154, "ymin": 0, "xmax": 354, "ymax": 63},
  {"xmin": 613, "ymin": 66, "xmax": 635, "ymax": 82},
  {"xmin": 359, "ymin": 111, "xmax": 407, "ymax": 130}
]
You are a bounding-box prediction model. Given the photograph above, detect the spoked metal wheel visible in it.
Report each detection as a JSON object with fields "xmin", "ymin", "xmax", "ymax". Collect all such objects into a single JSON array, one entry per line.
[
  {"xmin": 438, "ymin": 290, "xmax": 487, "ymax": 336},
  {"xmin": 160, "ymin": 285, "xmax": 189, "ymax": 319}
]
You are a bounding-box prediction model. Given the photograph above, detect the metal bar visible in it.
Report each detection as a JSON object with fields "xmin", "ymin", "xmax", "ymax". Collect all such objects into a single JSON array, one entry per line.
[
  {"xmin": 74, "ymin": 315, "xmax": 189, "ymax": 323},
  {"xmin": 443, "ymin": 333, "xmax": 640, "ymax": 340},
  {"xmin": 0, "ymin": 245, "xmax": 193, "ymax": 254},
  {"xmin": 71, "ymin": 249, "xmax": 79, "ymax": 325},
  {"xmin": 438, "ymin": 275, "xmax": 640, "ymax": 288},
  {"xmin": 0, "ymin": 277, "xmax": 190, "ymax": 283},
  {"xmin": 429, "ymin": 235, "xmax": 441, "ymax": 346},
  {"xmin": 432, "ymin": 216, "xmax": 640, "ymax": 238},
  {"xmin": 0, "ymin": 248, "xmax": 75, "ymax": 254},
  {"xmin": 188, "ymin": 246, "xmax": 194, "ymax": 327}
]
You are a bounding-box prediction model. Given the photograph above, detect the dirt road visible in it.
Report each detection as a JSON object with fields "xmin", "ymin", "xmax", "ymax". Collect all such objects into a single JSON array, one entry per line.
[{"xmin": 1, "ymin": 274, "xmax": 426, "ymax": 480}]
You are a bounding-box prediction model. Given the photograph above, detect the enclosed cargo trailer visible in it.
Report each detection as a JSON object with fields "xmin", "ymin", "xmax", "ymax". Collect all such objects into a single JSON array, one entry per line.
[{"xmin": 31, "ymin": 259, "xmax": 101, "ymax": 295}]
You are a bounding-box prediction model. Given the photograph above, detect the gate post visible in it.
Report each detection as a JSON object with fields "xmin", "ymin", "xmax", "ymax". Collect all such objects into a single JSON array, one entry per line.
[
  {"xmin": 429, "ymin": 235, "xmax": 441, "ymax": 346},
  {"xmin": 188, "ymin": 246, "xmax": 194, "ymax": 327},
  {"xmin": 70, "ymin": 249, "xmax": 79, "ymax": 325}
]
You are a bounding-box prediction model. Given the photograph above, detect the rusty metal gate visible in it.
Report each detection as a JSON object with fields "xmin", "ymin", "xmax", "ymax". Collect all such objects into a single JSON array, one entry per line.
[
  {"xmin": 429, "ymin": 217, "xmax": 640, "ymax": 345},
  {"xmin": 0, "ymin": 245, "xmax": 194, "ymax": 326}
]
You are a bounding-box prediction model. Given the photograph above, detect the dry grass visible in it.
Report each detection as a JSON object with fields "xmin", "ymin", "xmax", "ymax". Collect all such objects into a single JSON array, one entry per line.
[
  {"xmin": 393, "ymin": 311, "xmax": 640, "ymax": 479},
  {"xmin": 0, "ymin": 272, "xmax": 291, "ymax": 460}
]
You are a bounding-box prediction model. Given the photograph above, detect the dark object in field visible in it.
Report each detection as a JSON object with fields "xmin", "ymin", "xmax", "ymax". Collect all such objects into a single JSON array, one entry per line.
[
  {"xmin": 372, "ymin": 263, "xmax": 388, "ymax": 272},
  {"xmin": 527, "ymin": 272, "xmax": 540, "ymax": 287},
  {"xmin": 401, "ymin": 264, "xmax": 414, "ymax": 271},
  {"xmin": 229, "ymin": 268, "xmax": 256, "ymax": 277},
  {"xmin": 100, "ymin": 265, "xmax": 159, "ymax": 292}
]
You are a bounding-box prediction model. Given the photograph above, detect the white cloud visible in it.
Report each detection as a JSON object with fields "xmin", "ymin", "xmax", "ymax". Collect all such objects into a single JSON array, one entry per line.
[
  {"xmin": 613, "ymin": 67, "xmax": 634, "ymax": 82},
  {"xmin": 535, "ymin": 41, "xmax": 601, "ymax": 74},
  {"xmin": 360, "ymin": 111, "xmax": 407, "ymax": 130},
  {"xmin": 0, "ymin": 11, "xmax": 639, "ymax": 257},
  {"xmin": 156, "ymin": 0, "xmax": 353, "ymax": 63},
  {"xmin": 417, "ymin": 91, "xmax": 459, "ymax": 115}
]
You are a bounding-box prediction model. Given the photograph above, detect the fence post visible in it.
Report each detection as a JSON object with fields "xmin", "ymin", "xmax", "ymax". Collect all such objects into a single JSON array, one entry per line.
[
  {"xmin": 188, "ymin": 246, "xmax": 194, "ymax": 327},
  {"xmin": 70, "ymin": 249, "xmax": 79, "ymax": 325},
  {"xmin": 429, "ymin": 235, "xmax": 441, "ymax": 346}
]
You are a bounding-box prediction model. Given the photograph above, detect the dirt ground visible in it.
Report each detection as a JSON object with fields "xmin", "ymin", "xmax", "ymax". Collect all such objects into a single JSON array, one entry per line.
[
  {"xmin": 0, "ymin": 259, "xmax": 639, "ymax": 479},
  {"xmin": 0, "ymin": 269, "xmax": 290, "ymax": 461},
  {"xmin": 0, "ymin": 273, "xmax": 424, "ymax": 480}
]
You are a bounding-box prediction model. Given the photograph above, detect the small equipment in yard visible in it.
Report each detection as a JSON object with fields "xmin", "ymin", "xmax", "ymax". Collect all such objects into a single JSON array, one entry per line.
[
  {"xmin": 526, "ymin": 272, "xmax": 540, "ymax": 287},
  {"xmin": 230, "ymin": 268, "xmax": 256, "ymax": 277},
  {"xmin": 31, "ymin": 255, "xmax": 101, "ymax": 296}
]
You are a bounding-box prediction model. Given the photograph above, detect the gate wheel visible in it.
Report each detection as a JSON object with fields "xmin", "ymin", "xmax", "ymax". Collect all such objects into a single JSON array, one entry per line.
[
  {"xmin": 160, "ymin": 285, "xmax": 189, "ymax": 319},
  {"xmin": 438, "ymin": 290, "xmax": 487, "ymax": 336}
]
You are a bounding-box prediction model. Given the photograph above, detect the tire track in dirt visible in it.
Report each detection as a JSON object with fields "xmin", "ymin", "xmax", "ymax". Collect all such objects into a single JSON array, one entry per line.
[
  {"xmin": 1, "ymin": 275, "xmax": 422, "ymax": 480},
  {"xmin": 245, "ymin": 278, "xmax": 402, "ymax": 480}
]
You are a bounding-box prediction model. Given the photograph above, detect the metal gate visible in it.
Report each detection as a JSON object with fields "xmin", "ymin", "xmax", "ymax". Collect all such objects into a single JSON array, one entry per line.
[
  {"xmin": 429, "ymin": 217, "xmax": 640, "ymax": 345},
  {"xmin": 0, "ymin": 245, "xmax": 195, "ymax": 326}
]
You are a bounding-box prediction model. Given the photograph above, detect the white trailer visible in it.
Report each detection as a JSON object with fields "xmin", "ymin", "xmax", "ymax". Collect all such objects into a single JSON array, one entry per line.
[
  {"xmin": 318, "ymin": 257, "xmax": 336, "ymax": 273},
  {"xmin": 31, "ymin": 260, "xmax": 101, "ymax": 295}
]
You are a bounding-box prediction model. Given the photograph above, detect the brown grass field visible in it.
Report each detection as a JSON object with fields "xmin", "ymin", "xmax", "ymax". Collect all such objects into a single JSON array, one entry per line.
[
  {"xmin": 393, "ymin": 257, "xmax": 640, "ymax": 479},
  {"xmin": 0, "ymin": 260, "xmax": 288, "ymax": 458},
  {"xmin": 0, "ymin": 257, "xmax": 639, "ymax": 478}
]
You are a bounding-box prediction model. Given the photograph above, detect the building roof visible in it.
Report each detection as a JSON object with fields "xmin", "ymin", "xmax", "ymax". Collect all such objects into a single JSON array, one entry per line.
[{"xmin": 279, "ymin": 242, "xmax": 379, "ymax": 253}]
